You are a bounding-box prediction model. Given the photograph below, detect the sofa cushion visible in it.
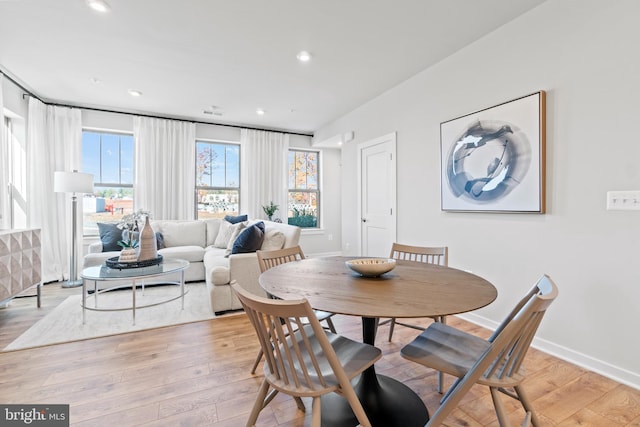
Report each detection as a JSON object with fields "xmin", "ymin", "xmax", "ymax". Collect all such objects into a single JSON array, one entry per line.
[
  {"xmin": 232, "ymin": 221, "xmax": 265, "ymax": 254},
  {"xmin": 97, "ymin": 223, "xmax": 122, "ymax": 252},
  {"xmin": 161, "ymin": 221, "xmax": 206, "ymax": 248},
  {"xmin": 261, "ymin": 229, "xmax": 286, "ymax": 251},
  {"xmin": 158, "ymin": 245, "xmax": 205, "ymax": 263},
  {"xmin": 224, "ymin": 214, "xmax": 248, "ymax": 224},
  {"xmin": 214, "ymin": 220, "xmax": 245, "ymax": 249},
  {"xmin": 202, "ymin": 219, "xmax": 221, "ymax": 247}
]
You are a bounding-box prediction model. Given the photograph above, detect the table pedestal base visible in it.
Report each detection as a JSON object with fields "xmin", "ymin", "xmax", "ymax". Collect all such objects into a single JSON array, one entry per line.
[{"xmin": 321, "ymin": 371, "xmax": 429, "ymax": 427}]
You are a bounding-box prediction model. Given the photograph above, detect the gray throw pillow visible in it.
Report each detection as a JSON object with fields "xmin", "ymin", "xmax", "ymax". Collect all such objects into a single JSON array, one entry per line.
[{"xmin": 97, "ymin": 223, "xmax": 121, "ymax": 252}]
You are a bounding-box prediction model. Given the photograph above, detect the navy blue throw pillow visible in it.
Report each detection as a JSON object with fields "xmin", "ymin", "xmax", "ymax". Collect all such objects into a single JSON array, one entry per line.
[
  {"xmin": 224, "ymin": 214, "xmax": 248, "ymax": 224},
  {"xmin": 97, "ymin": 222, "xmax": 122, "ymax": 252},
  {"xmin": 232, "ymin": 221, "xmax": 265, "ymax": 254},
  {"xmin": 156, "ymin": 232, "xmax": 166, "ymax": 249}
]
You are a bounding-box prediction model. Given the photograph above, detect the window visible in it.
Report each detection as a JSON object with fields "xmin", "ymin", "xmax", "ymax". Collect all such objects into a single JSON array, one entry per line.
[
  {"xmin": 195, "ymin": 141, "xmax": 240, "ymax": 219},
  {"xmin": 81, "ymin": 130, "xmax": 134, "ymax": 235},
  {"xmin": 288, "ymin": 149, "xmax": 319, "ymax": 228}
]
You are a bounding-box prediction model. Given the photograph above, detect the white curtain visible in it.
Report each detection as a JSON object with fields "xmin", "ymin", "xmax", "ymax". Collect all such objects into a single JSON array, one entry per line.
[
  {"xmin": 240, "ymin": 129, "xmax": 289, "ymax": 221},
  {"xmin": 0, "ymin": 74, "xmax": 8, "ymax": 230},
  {"xmin": 27, "ymin": 97, "xmax": 82, "ymax": 283},
  {"xmin": 133, "ymin": 117, "xmax": 195, "ymax": 219}
]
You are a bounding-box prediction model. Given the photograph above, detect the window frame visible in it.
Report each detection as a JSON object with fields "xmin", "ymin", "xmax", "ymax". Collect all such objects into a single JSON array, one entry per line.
[
  {"xmin": 288, "ymin": 148, "xmax": 321, "ymax": 229},
  {"xmin": 195, "ymin": 139, "xmax": 241, "ymax": 220},
  {"xmin": 81, "ymin": 129, "xmax": 135, "ymax": 236}
]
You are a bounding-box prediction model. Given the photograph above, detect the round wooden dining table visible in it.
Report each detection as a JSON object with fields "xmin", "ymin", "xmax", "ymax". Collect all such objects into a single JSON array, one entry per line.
[{"xmin": 259, "ymin": 256, "xmax": 498, "ymax": 427}]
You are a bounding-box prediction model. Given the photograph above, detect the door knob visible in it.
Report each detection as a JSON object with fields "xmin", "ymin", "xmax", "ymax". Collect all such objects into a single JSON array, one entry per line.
[{"xmin": 361, "ymin": 218, "xmax": 368, "ymax": 222}]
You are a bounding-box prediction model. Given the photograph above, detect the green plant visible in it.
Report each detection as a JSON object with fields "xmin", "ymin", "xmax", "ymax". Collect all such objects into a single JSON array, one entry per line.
[
  {"xmin": 288, "ymin": 206, "xmax": 318, "ymax": 228},
  {"xmin": 262, "ymin": 201, "xmax": 279, "ymax": 219}
]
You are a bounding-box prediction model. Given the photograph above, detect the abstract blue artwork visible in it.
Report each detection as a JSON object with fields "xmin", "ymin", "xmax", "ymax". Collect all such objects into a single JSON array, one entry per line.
[{"xmin": 440, "ymin": 91, "xmax": 545, "ymax": 213}]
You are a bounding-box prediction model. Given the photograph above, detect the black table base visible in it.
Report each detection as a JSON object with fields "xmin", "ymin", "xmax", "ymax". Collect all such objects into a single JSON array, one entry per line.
[{"xmin": 320, "ymin": 317, "xmax": 430, "ymax": 426}]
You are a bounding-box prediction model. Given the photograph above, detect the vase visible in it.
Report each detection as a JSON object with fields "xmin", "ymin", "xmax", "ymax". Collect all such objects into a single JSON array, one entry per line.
[
  {"xmin": 118, "ymin": 248, "xmax": 138, "ymax": 263},
  {"xmin": 137, "ymin": 216, "xmax": 158, "ymax": 261}
]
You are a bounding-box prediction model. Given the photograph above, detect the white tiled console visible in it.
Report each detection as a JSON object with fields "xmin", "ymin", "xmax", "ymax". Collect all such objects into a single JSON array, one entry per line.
[{"xmin": 0, "ymin": 229, "xmax": 42, "ymax": 307}]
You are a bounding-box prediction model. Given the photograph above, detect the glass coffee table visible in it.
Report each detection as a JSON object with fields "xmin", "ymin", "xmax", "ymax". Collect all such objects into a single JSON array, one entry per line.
[{"xmin": 80, "ymin": 259, "xmax": 189, "ymax": 325}]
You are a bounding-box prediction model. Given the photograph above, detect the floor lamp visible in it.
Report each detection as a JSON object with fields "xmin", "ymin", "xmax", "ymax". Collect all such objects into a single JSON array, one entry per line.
[{"xmin": 54, "ymin": 170, "xmax": 94, "ymax": 288}]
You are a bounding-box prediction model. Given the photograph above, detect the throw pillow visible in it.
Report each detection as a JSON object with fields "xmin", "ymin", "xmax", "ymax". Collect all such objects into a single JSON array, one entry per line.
[
  {"xmin": 97, "ymin": 222, "xmax": 122, "ymax": 252},
  {"xmin": 156, "ymin": 232, "xmax": 166, "ymax": 249},
  {"xmin": 213, "ymin": 220, "xmax": 246, "ymax": 249},
  {"xmin": 232, "ymin": 221, "xmax": 265, "ymax": 255},
  {"xmin": 224, "ymin": 214, "xmax": 248, "ymax": 224},
  {"xmin": 224, "ymin": 222, "xmax": 247, "ymax": 256}
]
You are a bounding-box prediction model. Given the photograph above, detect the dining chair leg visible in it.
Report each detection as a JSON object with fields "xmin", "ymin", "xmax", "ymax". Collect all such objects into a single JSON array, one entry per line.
[
  {"xmin": 514, "ymin": 385, "xmax": 540, "ymax": 427},
  {"xmin": 250, "ymin": 348, "xmax": 263, "ymax": 374},
  {"xmin": 490, "ymin": 386, "xmax": 510, "ymax": 427},
  {"xmin": 247, "ymin": 379, "xmax": 270, "ymax": 427},
  {"xmin": 311, "ymin": 396, "xmax": 321, "ymax": 427},
  {"xmin": 325, "ymin": 317, "xmax": 337, "ymax": 334},
  {"xmin": 387, "ymin": 317, "xmax": 396, "ymax": 341},
  {"xmin": 340, "ymin": 381, "xmax": 372, "ymax": 427},
  {"xmin": 294, "ymin": 396, "xmax": 306, "ymax": 411},
  {"xmin": 437, "ymin": 371, "xmax": 444, "ymax": 393}
]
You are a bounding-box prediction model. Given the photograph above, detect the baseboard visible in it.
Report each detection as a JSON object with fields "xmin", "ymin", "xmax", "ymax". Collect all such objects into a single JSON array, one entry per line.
[{"xmin": 458, "ymin": 312, "xmax": 640, "ymax": 391}]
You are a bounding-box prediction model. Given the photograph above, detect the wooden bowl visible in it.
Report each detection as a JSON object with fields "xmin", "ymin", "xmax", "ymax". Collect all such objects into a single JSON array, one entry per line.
[{"xmin": 345, "ymin": 258, "xmax": 396, "ymax": 277}]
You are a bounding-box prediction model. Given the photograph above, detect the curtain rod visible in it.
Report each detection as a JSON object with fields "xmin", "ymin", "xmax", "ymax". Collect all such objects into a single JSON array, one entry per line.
[{"xmin": 2, "ymin": 71, "xmax": 313, "ymax": 137}]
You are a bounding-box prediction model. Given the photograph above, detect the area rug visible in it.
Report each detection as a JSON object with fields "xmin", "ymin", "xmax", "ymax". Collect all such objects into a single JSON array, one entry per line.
[{"xmin": 3, "ymin": 282, "xmax": 220, "ymax": 352}]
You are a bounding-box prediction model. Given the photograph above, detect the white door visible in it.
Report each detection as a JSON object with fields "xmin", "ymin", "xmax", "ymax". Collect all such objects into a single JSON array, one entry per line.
[{"xmin": 359, "ymin": 133, "xmax": 396, "ymax": 257}]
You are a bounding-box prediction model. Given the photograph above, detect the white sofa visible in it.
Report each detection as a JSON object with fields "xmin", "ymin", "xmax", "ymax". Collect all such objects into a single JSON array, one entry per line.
[{"xmin": 83, "ymin": 219, "xmax": 301, "ymax": 314}]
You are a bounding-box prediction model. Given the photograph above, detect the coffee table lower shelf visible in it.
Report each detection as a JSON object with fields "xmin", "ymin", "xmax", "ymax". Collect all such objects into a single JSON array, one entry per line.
[{"xmin": 80, "ymin": 259, "xmax": 189, "ymax": 325}]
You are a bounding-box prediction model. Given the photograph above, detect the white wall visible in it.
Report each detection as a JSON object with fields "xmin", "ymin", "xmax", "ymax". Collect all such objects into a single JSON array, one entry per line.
[{"xmin": 314, "ymin": 0, "xmax": 640, "ymax": 389}]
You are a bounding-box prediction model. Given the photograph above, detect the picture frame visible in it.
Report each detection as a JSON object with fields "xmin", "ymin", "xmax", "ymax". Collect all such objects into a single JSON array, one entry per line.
[{"xmin": 440, "ymin": 91, "xmax": 546, "ymax": 213}]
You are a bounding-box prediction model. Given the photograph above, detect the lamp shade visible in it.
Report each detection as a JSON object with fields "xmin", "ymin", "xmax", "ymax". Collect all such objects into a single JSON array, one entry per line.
[{"xmin": 54, "ymin": 171, "xmax": 94, "ymax": 194}]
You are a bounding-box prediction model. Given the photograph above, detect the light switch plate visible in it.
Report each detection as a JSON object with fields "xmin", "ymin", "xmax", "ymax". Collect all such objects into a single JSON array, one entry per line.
[{"xmin": 606, "ymin": 191, "xmax": 640, "ymax": 210}]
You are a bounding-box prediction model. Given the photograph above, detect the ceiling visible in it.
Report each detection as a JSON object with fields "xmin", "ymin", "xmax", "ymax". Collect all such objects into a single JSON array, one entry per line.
[{"xmin": 0, "ymin": 0, "xmax": 546, "ymax": 135}]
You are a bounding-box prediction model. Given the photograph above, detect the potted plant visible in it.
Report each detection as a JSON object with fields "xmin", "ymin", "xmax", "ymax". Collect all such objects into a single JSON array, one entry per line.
[
  {"xmin": 262, "ymin": 201, "xmax": 279, "ymax": 221},
  {"xmin": 116, "ymin": 209, "xmax": 150, "ymax": 262}
]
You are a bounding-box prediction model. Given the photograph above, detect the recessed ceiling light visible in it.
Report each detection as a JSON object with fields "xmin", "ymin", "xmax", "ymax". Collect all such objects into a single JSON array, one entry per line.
[
  {"xmin": 86, "ymin": 0, "xmax": 111, "ymax": 13},
  {"xmin": 296, "ymin": 51, "xmax": 312, "ymax": 62},
  {"xmin": 256, "ymin": 108, "xmax": 266, "ymax": 115},
  {"xmin": 128, "ymin": 89, "xmax": 142, "ymax": 97}
]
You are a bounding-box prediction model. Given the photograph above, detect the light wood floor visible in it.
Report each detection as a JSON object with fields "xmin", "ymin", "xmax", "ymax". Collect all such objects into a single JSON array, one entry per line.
[{"xmin": 1, "ymin": 283, "xmax": 639, "ymax": 426}]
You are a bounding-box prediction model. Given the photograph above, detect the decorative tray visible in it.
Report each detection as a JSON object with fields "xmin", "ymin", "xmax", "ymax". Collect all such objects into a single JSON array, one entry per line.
[{"xmin": 105, "ymin": 254, "xmax": 163, "ymax": 270}]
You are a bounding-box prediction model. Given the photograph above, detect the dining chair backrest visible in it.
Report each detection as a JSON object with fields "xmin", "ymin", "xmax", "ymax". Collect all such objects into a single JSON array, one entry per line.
[
  {"xmin": 390, "ymin": 243, "xmax": 448, "ymax": 266},
  {"xmin": 425, "ymin": 274, "xmax": 558, "ymax": 426},
  {"xmin": 484, "ymin": 274, "xmax": 558, "ymax": 379},
  {"xmin": 257, "ymin": 245, "xmax": 305, "ymax": 273},
  {"xmin": 232, "ymin": 282, "xmax": 358, "ymax": 393}
]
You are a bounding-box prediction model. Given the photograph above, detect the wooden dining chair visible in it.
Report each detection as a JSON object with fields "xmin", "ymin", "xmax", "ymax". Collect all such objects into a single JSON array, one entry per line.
[
  {"xmin": 403, "ymin": 274, "xmax": 559, "ymax": 427},
  {"xmin": 232, "ymin": 282, "xmax": 381, "ymax": 427},
  {"xmin": 381, "ymin": 243, "xmax": 449, "ymax": 390},
  {"xmin": 250, "ymin": 245, "xmax": 337, "ymax": 374}
]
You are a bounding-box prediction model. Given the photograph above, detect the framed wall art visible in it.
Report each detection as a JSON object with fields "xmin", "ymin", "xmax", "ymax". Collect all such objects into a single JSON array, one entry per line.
[{"xmin": 440, "ymin": 91, "xmax": 546, "ymax": 213}]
